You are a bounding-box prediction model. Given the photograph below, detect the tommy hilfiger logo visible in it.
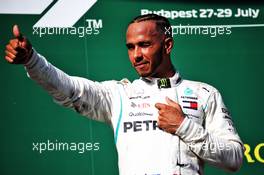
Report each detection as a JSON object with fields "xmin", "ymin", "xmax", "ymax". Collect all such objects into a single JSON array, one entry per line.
[{"xmin": 182, "ymin": 100, "xmax": 198, "ymax": 110}]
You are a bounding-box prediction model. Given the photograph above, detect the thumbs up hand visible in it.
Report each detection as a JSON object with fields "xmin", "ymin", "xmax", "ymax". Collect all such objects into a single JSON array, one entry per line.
[
  {"xmin": 155, "ymin": 97, "xmax": 185, "ymax": 134},
  {"xmin": 5, "ymin": 25, "xmax": 32, "ymax": 64}
]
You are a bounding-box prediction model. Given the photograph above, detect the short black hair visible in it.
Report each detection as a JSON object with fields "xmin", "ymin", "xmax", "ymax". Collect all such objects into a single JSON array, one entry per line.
[{"xmin": 129, "ymin": 14, "xmax": 172, "ymax": 38}]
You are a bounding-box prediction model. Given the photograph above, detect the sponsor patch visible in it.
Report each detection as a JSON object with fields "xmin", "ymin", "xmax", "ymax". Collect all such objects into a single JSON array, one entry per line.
[{"xmin": 182, "ymin": 100, "xmax": 198, "ymax": 110}]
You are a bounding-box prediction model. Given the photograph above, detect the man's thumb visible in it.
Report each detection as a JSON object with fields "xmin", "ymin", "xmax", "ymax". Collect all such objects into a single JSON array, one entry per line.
[
  {"xmin": 166, "ymin": 97, "xmax": 180, "ymax": 109},
  {"xmin": 13, "ymin": 25, "xmax": 23, "ymax": 40}
]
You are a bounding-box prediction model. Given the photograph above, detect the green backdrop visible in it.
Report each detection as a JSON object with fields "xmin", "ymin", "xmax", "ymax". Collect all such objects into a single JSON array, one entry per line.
[{"xmin": 0, "ymin": 0, "xmax": 263, "ymax": 174}]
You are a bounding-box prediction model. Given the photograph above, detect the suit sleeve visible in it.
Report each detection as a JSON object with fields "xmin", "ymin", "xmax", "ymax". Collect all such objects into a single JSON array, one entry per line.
[
  {"xmin": 176, "ymin": 90, "xmax": 244, "ymax": 172},
  {"xmin": 24, "ymin": 50, "xmax": 113, "ymax": 124}
]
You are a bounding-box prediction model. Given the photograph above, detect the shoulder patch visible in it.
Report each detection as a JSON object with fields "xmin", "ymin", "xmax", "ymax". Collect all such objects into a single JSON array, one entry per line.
[
  {"xmin": 116, "ymin": 78, "xmax": 131, "ymax": 86},
  {"xmin": 121, "ymin": 78, "xmax": 130, "ymax": 84}
]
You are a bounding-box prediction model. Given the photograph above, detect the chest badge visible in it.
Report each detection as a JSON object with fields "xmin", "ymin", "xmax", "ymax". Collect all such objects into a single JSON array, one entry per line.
[{"xmin": 157, "ymin": 78, "xmax": 171, "ymax": 89}]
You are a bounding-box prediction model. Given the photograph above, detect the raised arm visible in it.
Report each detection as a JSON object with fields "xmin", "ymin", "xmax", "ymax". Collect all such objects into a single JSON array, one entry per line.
[{"xmin": 4, "ymin": 25, "xmax": 113, "ymax": 124}]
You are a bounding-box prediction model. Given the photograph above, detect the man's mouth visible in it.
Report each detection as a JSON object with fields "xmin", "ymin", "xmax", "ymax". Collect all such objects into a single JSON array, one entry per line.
[{"xmin": 135, "ymin": 62, "xmax": 148, "ymax": 69}]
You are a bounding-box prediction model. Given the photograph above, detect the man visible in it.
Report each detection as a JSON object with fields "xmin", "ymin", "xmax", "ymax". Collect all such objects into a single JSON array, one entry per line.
[{"xmin": 5, "ymin": 14, "xmax": 243, "ymax": 175}]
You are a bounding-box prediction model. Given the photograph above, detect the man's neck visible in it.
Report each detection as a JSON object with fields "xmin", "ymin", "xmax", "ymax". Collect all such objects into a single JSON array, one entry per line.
[{"xmin": 151, "ymin": 64, "xmax": 175, "ymax": 78}]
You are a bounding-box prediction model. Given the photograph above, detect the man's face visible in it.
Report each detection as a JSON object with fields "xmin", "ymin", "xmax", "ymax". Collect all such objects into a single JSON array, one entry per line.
[{"xmin": 126, "ymin": 21, "xmax": 165, "ymax": 77}]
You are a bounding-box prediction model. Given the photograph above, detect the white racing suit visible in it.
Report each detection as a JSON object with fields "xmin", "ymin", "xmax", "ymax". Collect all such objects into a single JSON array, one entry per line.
[{"xmin": 25, "ymin": 50, "xmax": 244, "ymax": 175}]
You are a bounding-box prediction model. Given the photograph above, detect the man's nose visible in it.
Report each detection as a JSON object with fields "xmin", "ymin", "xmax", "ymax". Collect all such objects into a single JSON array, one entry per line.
[{"xmin": 133, "ymin": 46, "xmax": 143, "ymax": 61}]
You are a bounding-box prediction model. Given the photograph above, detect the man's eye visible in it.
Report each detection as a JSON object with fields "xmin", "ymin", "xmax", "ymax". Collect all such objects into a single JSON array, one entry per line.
[
  {"xmin": 139, "ymin": 42, "xmax": 151, "ymax": 47},
  {"xmin": 126, "ymin": 44, "xmax": 134, "ymax": 50}
]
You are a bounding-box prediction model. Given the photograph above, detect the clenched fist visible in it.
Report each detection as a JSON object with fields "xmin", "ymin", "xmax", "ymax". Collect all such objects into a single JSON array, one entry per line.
[
  {"xmin": 5, "ymin": 25, "xmax": 32, "ymax": 64},
  {"xmin": 155, "ymin": 97, "xmax": 185, "ymax": 134}
]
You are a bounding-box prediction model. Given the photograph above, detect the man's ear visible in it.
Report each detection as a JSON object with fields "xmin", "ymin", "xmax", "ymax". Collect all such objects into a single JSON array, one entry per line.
[{"xmin": 164, "ymin": 37, "xmax": 174, "ymax": 54}]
